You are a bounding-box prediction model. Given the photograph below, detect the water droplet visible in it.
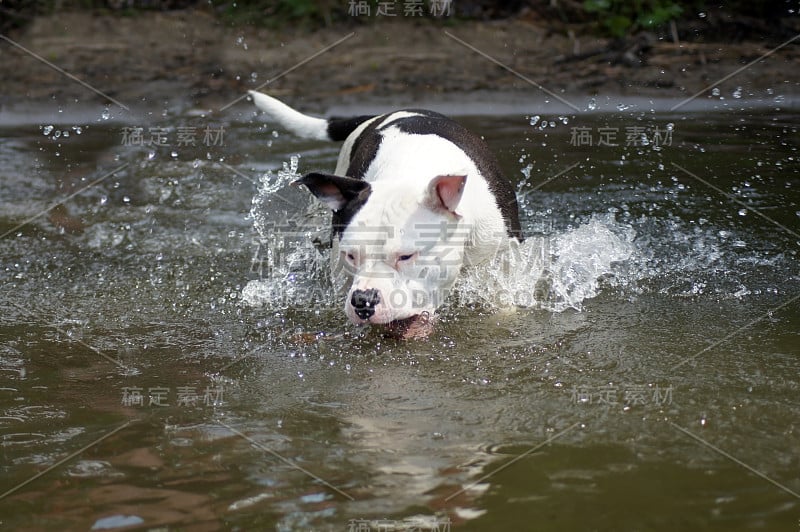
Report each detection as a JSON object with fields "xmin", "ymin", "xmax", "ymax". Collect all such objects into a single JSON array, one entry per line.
[
  {"xmin": 738, "ymin": 208, "xmax": 747, "ymax": 216},
  {"xmin": 520, "ymin": 163, "xmax": 533, "ymax": 180},
  {"xmin": 665, "ymin": 122, "xmax": 674, "ymax": 132},
  {"xmin": 170, "ymin": 151, "xmax": 178, "ymax": 158},
  {"xmin": 123, "ymin": 196, "xmax": 131, "ymax": 204},
  {"xmin": 711, "ymin": 87, "xmax": 720, "ymax": 96},
  {"xmin": 147, "ymin": 150, "xmax": 156, "ymax": 160},
  {"xmin": 732, "ymin": 86, "xmax": 742, "ymax": 99},
  {"xmin": 587, "ymin": 97, "xmax": 597, "ymax": 111},
  {"xmin": 529, "ymin": 115, "xmax": 540, "ymax": 126},
  {"xmin": 101, "ymin": 108, "xmax": 110, "ymax": 120},
  {"xmin": 42, "ymin": 125, "xmax": 54, "ymax": 136}
]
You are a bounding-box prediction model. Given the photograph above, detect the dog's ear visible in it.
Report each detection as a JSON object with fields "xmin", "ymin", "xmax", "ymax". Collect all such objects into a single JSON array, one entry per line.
[
  {"xmin": 426, "ymin": 174, "xmax": 467, "ymax": 217},
  {"xmin": 293, "ymin": 172, "xmax": 371, "ymax": 212}
]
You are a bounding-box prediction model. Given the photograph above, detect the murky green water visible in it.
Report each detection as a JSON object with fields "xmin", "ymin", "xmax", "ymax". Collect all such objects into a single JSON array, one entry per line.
[{"xmin": 1, "ymin": 98, "xmax": 798, "ymax": 530}]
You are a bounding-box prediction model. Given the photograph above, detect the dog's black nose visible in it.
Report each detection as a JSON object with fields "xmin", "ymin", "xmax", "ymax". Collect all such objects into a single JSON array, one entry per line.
[{"xmin": 351, "ymin": 289, "xmax": 381, "ymax": 320}]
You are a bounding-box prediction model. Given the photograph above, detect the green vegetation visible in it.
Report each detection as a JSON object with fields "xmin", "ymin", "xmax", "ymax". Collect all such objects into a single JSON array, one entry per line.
[
  {"xmin": 208, "ymin": 0, "xmax": 336, "ymax": 29},
  {"xmin": 583, "ymin": 0, "xmax": 683, "ymax": 37}
]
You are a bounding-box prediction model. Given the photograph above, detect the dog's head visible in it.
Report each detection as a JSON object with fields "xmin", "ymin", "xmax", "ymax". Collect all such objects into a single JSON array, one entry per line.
[{"xmin": 294, "ymin": 172, "xmax": 469, "ymax": 331}]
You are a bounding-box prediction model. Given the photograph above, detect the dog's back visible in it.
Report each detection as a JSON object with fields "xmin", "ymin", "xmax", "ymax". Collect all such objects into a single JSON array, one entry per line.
[{"xmin": 248, "ymin": 91, "xmax": 522, "ymax": 239}]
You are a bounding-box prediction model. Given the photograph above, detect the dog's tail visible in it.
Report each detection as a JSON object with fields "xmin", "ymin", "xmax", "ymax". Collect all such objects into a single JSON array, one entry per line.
[{"xmin": 249, "ymin": 90, "xmax": 375, "ymax": 142}]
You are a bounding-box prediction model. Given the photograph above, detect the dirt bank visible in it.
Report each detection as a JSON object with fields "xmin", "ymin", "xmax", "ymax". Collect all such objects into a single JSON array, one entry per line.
[{"xmin": 0, "ymin": 9, "xmax": 798, "ymax": 114}]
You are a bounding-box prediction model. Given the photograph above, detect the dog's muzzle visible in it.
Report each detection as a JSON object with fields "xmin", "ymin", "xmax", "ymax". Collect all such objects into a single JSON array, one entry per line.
[{"xmin": 350, "ymin": 289, "xmax": 381, "ymax": 320}]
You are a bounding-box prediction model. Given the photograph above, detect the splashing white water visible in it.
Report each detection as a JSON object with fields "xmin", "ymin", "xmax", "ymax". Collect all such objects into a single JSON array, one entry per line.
[
  {"xmin": 452, "ymin": 214, "xmax": 635, "ymax": 312},
  {"xmin": 242, "ymin": 210, "xmax": 635, "ymax": 313},
  {"xmin": 248, "ymin": 155, "xmax": 302, "ymax": 241},
  {"xmin": 242, "ymin": 155, "xmax": 635, "ymax": 312},
  {"xmin": 242, "ymin": 155, "xmax": 338, "ymax": 308},
  {"xmin": 548, "ymin": 215, "xmax": 636, "ymax": 310}
]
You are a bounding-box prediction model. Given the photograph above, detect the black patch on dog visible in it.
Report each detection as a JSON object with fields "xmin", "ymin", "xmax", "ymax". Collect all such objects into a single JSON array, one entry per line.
[
  {"xmin": 318, "ymin": 110, "xmax": 523, "ymax": 240},
  {"xmin": 344, "ymin": 116, "xmax": 388, "ymax": 180},
  {"xmin": 294, "ymin": 172, "xmax": 372, "ymax": 238},
  {"xmin": 327, "ymin": 115, "xmax": 375, "ymax": 142},
  {"xmin": 392, "ymin": 114, "xmax": 523, "ymax": 240},
  {"xmin": 345, "ymin": 110, "xmax": 445, "ymax": 180},
  {"xmin": 332, "ymin": 185, "xmax": 372, "ymax": 237}
]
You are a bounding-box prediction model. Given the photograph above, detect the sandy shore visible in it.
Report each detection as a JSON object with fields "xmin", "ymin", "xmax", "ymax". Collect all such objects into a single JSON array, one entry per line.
[{"xmin": 0, "ymin": 9, "xmax": 798, "ymax": 115}]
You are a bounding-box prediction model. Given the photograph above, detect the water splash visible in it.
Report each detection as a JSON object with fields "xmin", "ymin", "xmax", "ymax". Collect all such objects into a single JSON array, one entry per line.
[
  {"xmin": 243, "ymin": 203, "xmax": 635, "ymax": 313},
  {"xmin": 548, "ymin": 215, "xmax": 635, "ymax": 310},
  {"xmin": 240, "ymin": 236, "xmax": 335, "ymax": 310},
  {"xmin": 452, "ymin": 214, "xmax": 635, "ymax": 312},
  {"xmin": 615, "ymin": 214, "xmax": 787, "ymax": 299},
  {"xmin": 241, "ymin": 154, "xmax": 638, "ymax": 314},
  {"xmin": 242, "ymin": 155, "xmax": 336, "ymax": 309},
  {"xmin": 248, "ymin": 155, "xmax": 302, "ymax": 241}
]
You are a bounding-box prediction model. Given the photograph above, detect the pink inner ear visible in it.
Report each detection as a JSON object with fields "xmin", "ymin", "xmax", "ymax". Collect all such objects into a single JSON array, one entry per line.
[
  {"xmin": 314, "ymin": 182, "xmax": 346, "ymax": 210},
  {"xmin": 432, "ymin": 174, "xmax": 467, "ymax": 214}
]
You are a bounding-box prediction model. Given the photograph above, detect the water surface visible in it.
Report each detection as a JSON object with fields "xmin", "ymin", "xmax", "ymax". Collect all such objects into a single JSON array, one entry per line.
[{"xmin": 1, "ymin": 97, "xmax": 798, "ymax": 530}]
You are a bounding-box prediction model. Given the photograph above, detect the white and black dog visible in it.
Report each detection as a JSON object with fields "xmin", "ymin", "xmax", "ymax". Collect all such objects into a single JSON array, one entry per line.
[{"xmin": 250, "ymin": 90, "xmax": 522, "ymax": 337}]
